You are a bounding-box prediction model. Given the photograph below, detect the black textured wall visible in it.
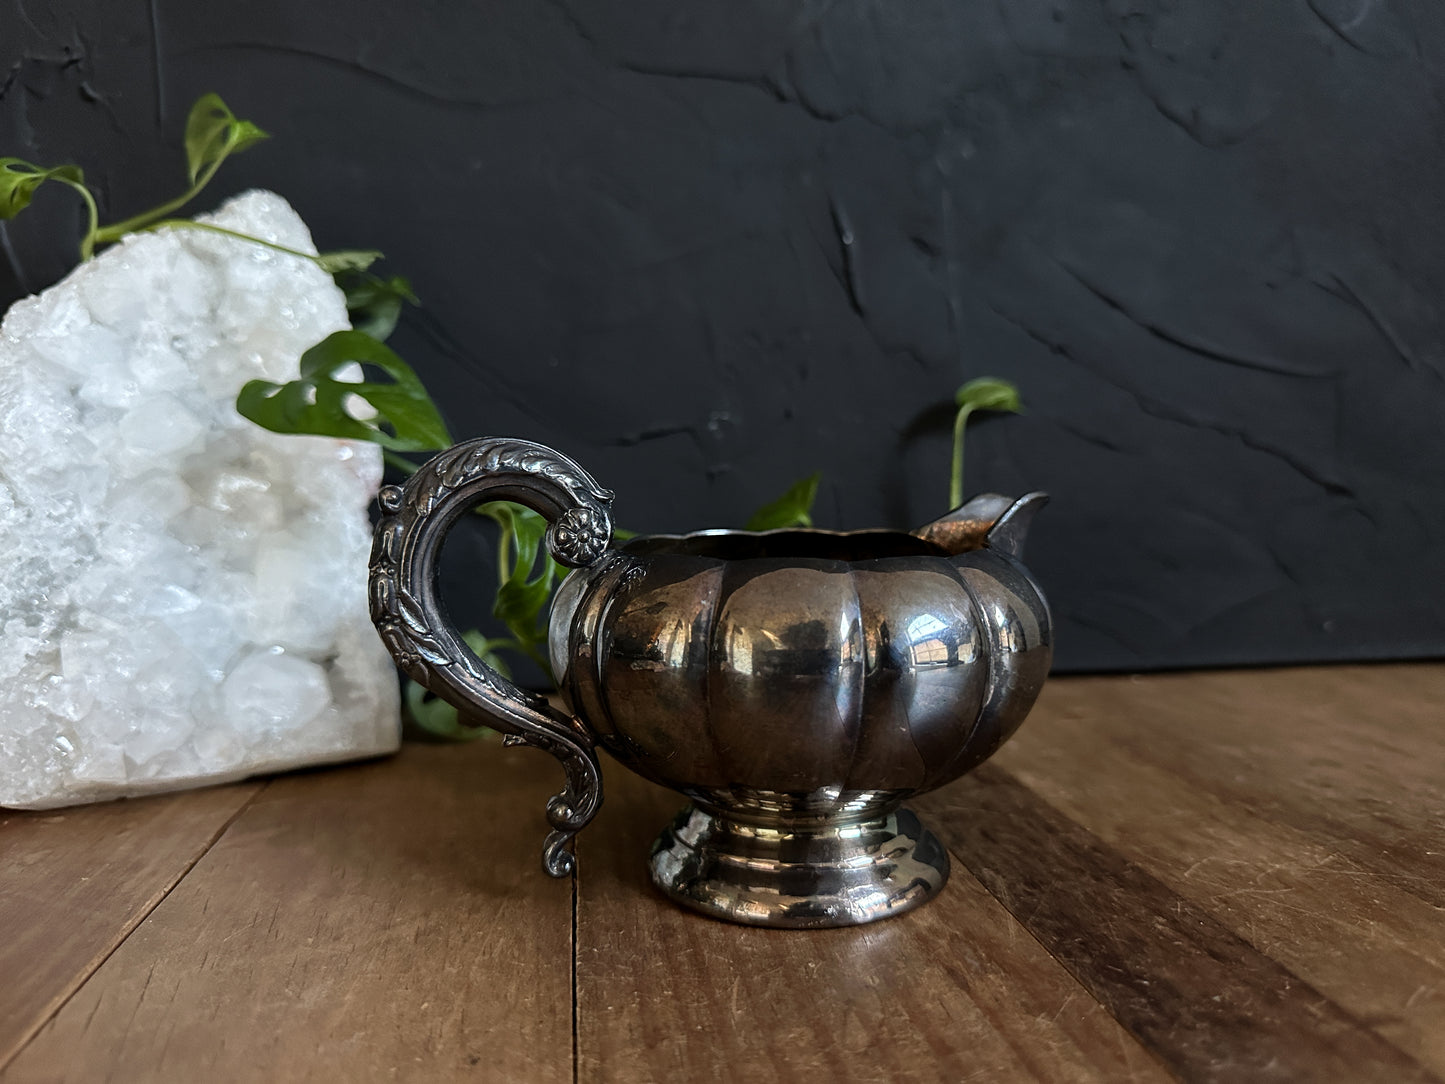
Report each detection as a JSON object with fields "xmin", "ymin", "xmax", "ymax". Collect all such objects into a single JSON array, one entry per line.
[{"xmin": 4, "ymin": 1, "xmax": 1444, "ymax": 672}]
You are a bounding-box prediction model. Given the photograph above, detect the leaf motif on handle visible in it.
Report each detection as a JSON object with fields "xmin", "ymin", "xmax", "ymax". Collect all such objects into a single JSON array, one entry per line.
[
  {"xmin": 398, "ymin": 592, "xmax": 430, "ymax": 637},
  {"xmin": 368, "ymin": 436, "xmax": 613, "ymax": 878}
]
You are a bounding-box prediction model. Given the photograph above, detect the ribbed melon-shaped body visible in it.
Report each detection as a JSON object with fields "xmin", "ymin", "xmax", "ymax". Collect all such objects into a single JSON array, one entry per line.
[{"xmin": 551, "ymin": 528, "xmax": 1051, "ymax": 821}]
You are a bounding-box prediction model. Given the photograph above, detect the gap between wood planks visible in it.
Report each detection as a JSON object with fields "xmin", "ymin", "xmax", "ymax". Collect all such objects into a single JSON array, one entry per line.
[
  {"xmin": 8, "ymin": 666, "xmax": 1442, "ymax": 1082},
  {"xmin": 0, "ymin": 783, "xmax": 265, "ymax": 1073}
]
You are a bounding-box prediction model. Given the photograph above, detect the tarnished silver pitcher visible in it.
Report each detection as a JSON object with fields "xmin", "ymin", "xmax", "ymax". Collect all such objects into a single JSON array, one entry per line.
[{"xmin": 369, "ymin": 437, "xmax": 1052, "ymax": 928}]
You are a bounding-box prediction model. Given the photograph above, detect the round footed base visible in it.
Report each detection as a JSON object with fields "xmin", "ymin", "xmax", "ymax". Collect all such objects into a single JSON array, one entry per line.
[{"xmin": 648, "ymin": 804, "xmax": 949, "ymax": 928}]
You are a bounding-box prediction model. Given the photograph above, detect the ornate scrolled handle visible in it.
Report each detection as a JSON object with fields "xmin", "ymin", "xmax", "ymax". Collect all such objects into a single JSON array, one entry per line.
[{"xmin": 368, "ymin": 437, "xmax": 614, "ymax": 877}]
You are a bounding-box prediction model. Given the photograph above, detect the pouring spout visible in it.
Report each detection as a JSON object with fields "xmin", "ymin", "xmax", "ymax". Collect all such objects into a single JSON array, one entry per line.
[{"xmin": 911, "ymin": 492, "xmax": 1049, "ymax": 559}]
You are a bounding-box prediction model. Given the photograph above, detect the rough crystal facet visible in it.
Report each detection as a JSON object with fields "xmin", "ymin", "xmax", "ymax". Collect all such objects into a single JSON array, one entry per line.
[{"xmin": 0, "ymin": 190, "xmax": 400, "ymax": 808}]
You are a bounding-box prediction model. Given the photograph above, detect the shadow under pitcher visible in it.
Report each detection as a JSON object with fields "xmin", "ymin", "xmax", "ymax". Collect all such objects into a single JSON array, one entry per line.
[{"xmin": 369, "ymin": 437, "xmax": 1053, "ymax": 929}]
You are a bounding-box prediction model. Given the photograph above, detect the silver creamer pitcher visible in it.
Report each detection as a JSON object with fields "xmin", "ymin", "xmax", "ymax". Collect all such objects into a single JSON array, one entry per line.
[{"xmin": 369, "ymin": 437, "xmax": 1052, "ymax": 928}]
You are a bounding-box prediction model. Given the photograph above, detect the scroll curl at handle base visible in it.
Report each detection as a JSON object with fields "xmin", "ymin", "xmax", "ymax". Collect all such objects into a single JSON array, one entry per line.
[{"xmin": 368, "ymin": 437, "xmax": 615, "ymax": 877}]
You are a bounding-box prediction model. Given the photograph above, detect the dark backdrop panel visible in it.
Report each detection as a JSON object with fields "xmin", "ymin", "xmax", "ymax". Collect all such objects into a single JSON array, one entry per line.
[{"xmin": 3, "ymin": 0, "xmax": 1443, "ymax": 671}]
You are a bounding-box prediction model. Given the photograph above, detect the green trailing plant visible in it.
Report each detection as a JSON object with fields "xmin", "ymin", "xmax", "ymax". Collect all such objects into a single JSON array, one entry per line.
[{"xmin": 1, "ymin": 94, "xmax": 411, "ymax": 335}]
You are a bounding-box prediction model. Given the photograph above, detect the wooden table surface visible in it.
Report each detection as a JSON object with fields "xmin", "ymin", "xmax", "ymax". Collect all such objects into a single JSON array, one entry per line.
[{"xmin": 2, "ymin": 664, "xmax": 1442, "ymax": 1083}]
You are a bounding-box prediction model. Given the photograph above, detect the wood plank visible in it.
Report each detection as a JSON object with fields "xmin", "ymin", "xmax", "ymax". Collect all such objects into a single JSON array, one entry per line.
[
  {"xmin": 4, "ymin": 742, "xmax": 574, "ymax": 1084},
  {"xmin": 1040, "ymin": 666, "xmax": 1445, "ymax": 906},
  {"xmin": 576, "ymin": 766, "xmax": 1169, "ymax": 1084},
  {"xmin": 971, "ymin": 666, "xmax": 1445, "ymax": 1075},
  {"xmin": 0, "ymin": 782, "xmax": 262, "ymax": 1070},
  {"xmin": 920, "ymin": 765, "xmax": 1439, "ymax": 1083}
]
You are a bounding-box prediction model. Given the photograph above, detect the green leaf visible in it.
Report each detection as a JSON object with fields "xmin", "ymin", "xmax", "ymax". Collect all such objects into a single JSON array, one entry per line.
[
  {"xmin": 479, "ymin": 501, "xmax": 565, "ymax": 677},
  {"xmin": 491, "ymin": 509, "xmax": 559, "ymax": 630},
  {"xmin": 745, "ymin": 472, "xmax": 821, "ymax": 531},
  {"xmin": 0, "ymin": 158, "xmax": 85, "ymax": 219},
  {"xmin": 954, "ymin": 377, "xmax": 1022, "ymax": 415},
  {"xmin": 495, "ymin": 577, "xmax": 556, "ymax": 652},
  {"xmin": 338, "ymin": 272, "xmax": 418, "ymax": 341},
  {"xmin": 316, "ymin": 249, "xmax": 383, "ymax": 274},
  {"xmin": 502, "ymin": 506, "xmax": 546, "ymax": 581},
  {"xmin": 183, "ymin": 93, "xmax": 269, "ymax": 185},
  {"xmin": 236, "ymin": 329, "xmax": 452, "ymax": 452}
]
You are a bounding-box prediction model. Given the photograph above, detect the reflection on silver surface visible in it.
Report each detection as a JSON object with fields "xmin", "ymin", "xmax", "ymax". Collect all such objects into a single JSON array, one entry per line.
[
  {"xmin": 552, "ymin": 494, "xmax": 1052, "ymax": 927},
  {"xmin": 650, "ymin": 804, "xmax": 949, "ymax": 929}
]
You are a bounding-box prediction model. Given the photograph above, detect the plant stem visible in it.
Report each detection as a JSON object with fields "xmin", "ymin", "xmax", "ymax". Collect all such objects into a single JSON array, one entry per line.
[
  {"xmin": 128, "ymin": 218, "xmax": 327, "ymax": 264},
  {"xmin": 62, "ymin": 180, "xmax": 100, "ymax": 261},
  {"xmin": 949, "ymin": 404, "xmax": 974, "ymax": 510},
  {"xmin": 91, "ymin": 148, "xmax": 229, "ymax": 245},
  {"xmin": 496, "ymin": 516, "xmax": 513, "ymax": 586}
]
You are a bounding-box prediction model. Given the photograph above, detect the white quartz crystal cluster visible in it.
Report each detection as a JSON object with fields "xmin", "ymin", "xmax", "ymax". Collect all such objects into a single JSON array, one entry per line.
[{"xmin": 0, "ymin": 190, "xmax": 400, "ymax": 808}]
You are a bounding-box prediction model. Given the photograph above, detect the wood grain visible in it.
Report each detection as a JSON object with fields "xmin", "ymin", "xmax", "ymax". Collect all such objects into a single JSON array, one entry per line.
[
  {"xmin": 971, "ymin": 666, "xmax": 1445, "ymax": 1076},
  {"xmin": 0, "ymin": 782, "xmax": 262, "ymax": 1070},
  {"xmin": 575, "ymin": 765, "xmax": 1169, "ymax": 1084},
  {"xmin": 920, "ymin": 766, "xmax": 1439, "ymax": 1084},
  {"xmin": 6, "ymin": 665, "xmax": 1443, "ymax": 1083},
  {"xmin": 4, "ymin": 743, "xmax": 574, "ymax": 1084}
]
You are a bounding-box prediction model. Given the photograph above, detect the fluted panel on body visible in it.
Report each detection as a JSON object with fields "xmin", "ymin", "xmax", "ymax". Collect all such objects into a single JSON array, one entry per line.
[
  {"xmin": 557, "ymin": 554, "xmax": 636, "ymax": 748},
  {"xmin": 706, "ymin": 561, "xmax": 865, "ymax": 793},
  {"xmin": 847, "ymin": 558, "xmax": 988, "ymax": 793},
  {"xmin": 929, "ymin": 549, "xmax": 1053, "ymax": 787},
  {"xmin": 594, "ymin": 557, "xmax": 727, "ymax": 789}
]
